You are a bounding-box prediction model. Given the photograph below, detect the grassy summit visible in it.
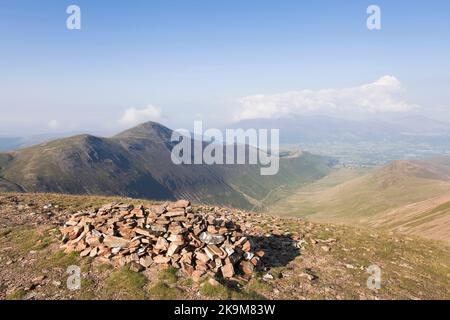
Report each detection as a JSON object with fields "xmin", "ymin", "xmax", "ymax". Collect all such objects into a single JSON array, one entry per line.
[{"xmin": 1, "ymin": 192, "xmax": 449, "ymax": 300}]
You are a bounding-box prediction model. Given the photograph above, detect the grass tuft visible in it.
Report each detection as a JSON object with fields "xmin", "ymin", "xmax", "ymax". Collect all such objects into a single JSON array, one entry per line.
[
  {"xmin": 5, "ymin": 288, "xmax": 26, "ymax": 300},
  {"xmin": 199, "ymin": 281, "xmax": 229, "ymax": 299},
  {"xmin": 158, "ymin": 266, "xmax": 178, "ymax": 284},
  {"xmin": 103, "ymin": 267, "xmax": 147, "ymax": 300},
  {"xmin": 147, "ymin": 282, "xmax": 181, "ymax": 300}
]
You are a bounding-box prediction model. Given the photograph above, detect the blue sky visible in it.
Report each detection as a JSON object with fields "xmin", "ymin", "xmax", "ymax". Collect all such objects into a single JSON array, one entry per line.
[{"xmin": 1, "ymin": 0, "xmax": 450, "ymax": 135}]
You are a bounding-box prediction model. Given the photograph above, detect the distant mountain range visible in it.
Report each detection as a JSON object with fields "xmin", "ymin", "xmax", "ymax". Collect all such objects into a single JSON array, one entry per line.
[
  {"xmin": 3, "ymin": 115, "xmax": 449, "ymax": 153},
  {"xmin": 0, "ymin": 122, "xmax": 334, "ymax": 209},
  {"xmin": 231, "ymin": 115, "xmax": 450, "ymax": 144},
  {"xmin": 3, "ymin": 115, "xmax": 450, "ymax": 156}
]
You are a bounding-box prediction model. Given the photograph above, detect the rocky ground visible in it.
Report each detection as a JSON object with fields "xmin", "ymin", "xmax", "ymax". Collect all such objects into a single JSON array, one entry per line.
[{"xmin": 1, "ymin": 192, "xmax": 449, "ymax": 300}]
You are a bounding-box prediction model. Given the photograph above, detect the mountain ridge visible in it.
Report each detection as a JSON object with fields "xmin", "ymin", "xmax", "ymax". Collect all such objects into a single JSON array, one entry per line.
[{"xmin": 0, "ymin": 121, "xmax": 333, "ymax": 209}]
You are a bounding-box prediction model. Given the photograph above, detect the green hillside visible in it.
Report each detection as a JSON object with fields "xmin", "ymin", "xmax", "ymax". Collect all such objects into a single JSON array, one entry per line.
[{"xmin": 268, "ymin": 159, "xmax": 450, "ymax": 241}]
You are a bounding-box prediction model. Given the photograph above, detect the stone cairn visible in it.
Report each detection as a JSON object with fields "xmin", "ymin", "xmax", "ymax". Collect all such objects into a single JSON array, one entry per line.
[{"xmin": 60, "ymin": 200, "xmax": 264, "ymax": 280}]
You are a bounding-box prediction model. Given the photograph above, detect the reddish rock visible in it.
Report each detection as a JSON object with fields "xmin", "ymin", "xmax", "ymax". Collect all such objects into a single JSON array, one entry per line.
[
  {"xmin": 167, "ymin": 234, "xmax": 184, "ymax": 243},
  {"xmin": 135, "ymin": 228, "xmax": 152, "ymax": 237},
  {"xmin": 221, "ymin": 263, "xmax": 235, "ymax": 278},
  {"xmin": 255, "ymin": 250, "xmax": 265, "ymax": 257},
  {"xmin": 154, "ymin": 237, "xmax": 169, "ymax": 251},
  {"xmin": 130, "ymin": 261, "xmax": 144, "ymax": 272},
  {"xmin": 89, "ymin": 247, "xmax": 99, "ymax": 257},
  {"xmin": 240, "ymin": 261, "xmax": 254, "ymax": 275},
  {"xmin": 172, "ymin": 200, "xmax": 190, "ymax": 209},
  {"xmin": 167, "ymin": 243, "xmax": 181, "ymax": 257},
  {"xmin": 103, "ymin": 235, "xmax": 130, "ymax": 248},
  {"xmin": 154, "ymin": 255, "xmax": 171, "ymax": 264},
  {"xmin": 242, "ymin": 240, "xmax": 251, "ymax": 252},
  {"xmin": 164, "ymin": 210, "xmax": 185, "ymax": 218},
  {"xmin": 196, "ymin": 252, "xmax": 211, "ymax": 264},
  {"xmin": 80, "ymin": 248, "xmax": 91, "ymax": 257}
]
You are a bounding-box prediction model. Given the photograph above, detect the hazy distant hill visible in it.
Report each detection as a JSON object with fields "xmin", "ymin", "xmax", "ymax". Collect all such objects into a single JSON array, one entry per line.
[
  {"xmin": 0, "ymin": 122, "xmax": 333, "ymax": 209},
  {"xmin": 0, "ymin": 138, "xmax": 22, "ymax": 152},
  {"xmin": 0, "ymin": 133, "xmax": 82, "ymax": 152},
  {"xmin": 231, "ymin": 115, "xmax": 450, "ymax": 144}
]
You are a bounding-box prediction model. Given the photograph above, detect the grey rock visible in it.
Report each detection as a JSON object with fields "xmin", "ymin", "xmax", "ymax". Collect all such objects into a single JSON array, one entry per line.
[{"xmin": 199, "ymin": 232, "xmax": 225, "ymax": 245}]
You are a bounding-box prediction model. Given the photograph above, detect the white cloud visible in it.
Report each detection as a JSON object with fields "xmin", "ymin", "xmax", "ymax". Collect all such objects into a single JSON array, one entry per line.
[
  {"xmin": 119, "ymin": 104, "xmax": 162, "ymax": 126},
  {"xmin": 235, "ymin": 76, "xmax": 418, "ymax": 120},
  {"xmin": 48, "ymin": 119, "xmax": 61, "ymax": 130}
]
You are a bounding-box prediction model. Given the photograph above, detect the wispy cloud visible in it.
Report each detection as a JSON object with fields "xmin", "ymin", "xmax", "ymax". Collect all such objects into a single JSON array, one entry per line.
[
  {"xmin": 235, "ymin": 76, "xmax": 418, "ymax": 120},
  {"xmin": 119, "ymin": 104, "xmax": 162, "ymax": 126},
  {"xmin": 48, "ymin": 119, "xmax": 61, "ymax": 130}
]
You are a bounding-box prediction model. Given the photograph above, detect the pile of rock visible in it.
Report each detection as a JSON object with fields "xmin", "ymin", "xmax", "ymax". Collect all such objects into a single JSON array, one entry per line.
[{"xmin": 60, "ymin": 200, "xmax": 264, "ymax": 280}]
